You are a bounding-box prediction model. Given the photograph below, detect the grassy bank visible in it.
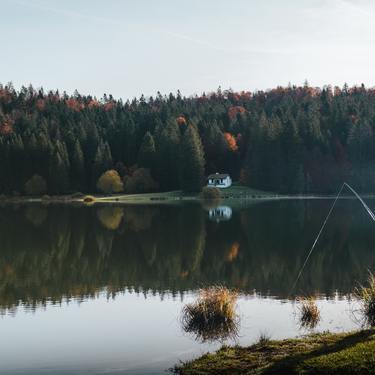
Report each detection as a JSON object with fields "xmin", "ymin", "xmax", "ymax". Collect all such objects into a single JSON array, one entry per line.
[
  {"xmin": 95, "ymin": 184, "xmax": 277, "ymax": 204},
  {"xmin": 174, "ymin": 330, "xmax": 375, "ymax": 374}
]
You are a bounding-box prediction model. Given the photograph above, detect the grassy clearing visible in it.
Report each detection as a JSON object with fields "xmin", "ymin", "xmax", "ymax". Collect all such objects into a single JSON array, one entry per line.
[
  {"xmin": 96, "ymin": 190, "xmax": 188, "ymax": 203},
  {"xmin": 174, "ymin": 330, "xmax": 375, "ymax": 374},
  {"xmin": 181, "ymin": 286, "xmax": 238, "ymax": 343},
  {"xmin": 218, "ymin": 183, "xmax": 277, "ymax": 199},
  {"xmin": 95, "ymin": 183, "xmax": 276, "ymax": 204}
]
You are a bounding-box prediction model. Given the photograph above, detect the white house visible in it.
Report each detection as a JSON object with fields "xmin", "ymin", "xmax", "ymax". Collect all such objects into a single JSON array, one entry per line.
[{"xmin": 207, "ymin": 173, "xmax": 232, "ymax": 188}]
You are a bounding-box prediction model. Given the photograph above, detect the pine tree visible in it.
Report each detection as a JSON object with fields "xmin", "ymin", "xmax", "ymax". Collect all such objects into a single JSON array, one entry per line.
[
  {"xmin": 157, "ymin": 119, "xmax": 180, "ymax": 190},
  {"xmin": 70, "ymin": 140, "xmax": 85, "ymax": 191},
  {"xmin": 49, "ymin": 149, "xmax": 70, "ymax": 193},
  {"xmin": 179, "ymin": 125, "xmax": 205, "ymax": 192},
  {"xmin": 138, "ymin": 131, "xmax": 156, "ymax": 172},
  {"xmin": 91, "ymin": 140, "xmax": 113, "ymax": 188}
]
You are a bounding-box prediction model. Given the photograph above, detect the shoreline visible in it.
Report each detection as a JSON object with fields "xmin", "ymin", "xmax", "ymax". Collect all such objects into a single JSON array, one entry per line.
[
  {"xmin": 174, "ymin": 329, "xmax": 375, "ymax": 374},
  {"xmin": 0, "ymin": 191, "xmax": 374, "ymax": 205}
]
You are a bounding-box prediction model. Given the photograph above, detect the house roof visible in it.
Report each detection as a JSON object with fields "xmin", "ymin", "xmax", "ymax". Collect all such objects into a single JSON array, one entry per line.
[{"xmin": 207, "ymin": 173, "xmax": 230, "ymax": 179}]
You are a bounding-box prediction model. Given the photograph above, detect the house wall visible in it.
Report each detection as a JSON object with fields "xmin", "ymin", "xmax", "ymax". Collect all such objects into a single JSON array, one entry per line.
[{"xmin": 207, "ymin": 176, "xmax": 232, "ymax": 188}]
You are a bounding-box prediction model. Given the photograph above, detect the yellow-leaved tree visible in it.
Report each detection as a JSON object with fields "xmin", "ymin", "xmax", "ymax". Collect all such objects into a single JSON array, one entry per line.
[{"xmin": 97, "ymin": 170, "xmax": 124, "ymax": 194}]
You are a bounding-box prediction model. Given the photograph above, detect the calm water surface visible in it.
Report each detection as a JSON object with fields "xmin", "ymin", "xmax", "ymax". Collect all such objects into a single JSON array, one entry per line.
[{"xmin": 0, "ymin": 199, "xmax": 374, "ymax": 374}]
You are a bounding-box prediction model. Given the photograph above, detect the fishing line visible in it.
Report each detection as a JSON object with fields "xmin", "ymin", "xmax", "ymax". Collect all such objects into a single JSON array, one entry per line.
[
  {"xmin": 344, "ymin": 183, "xmax": 375, "ymax": 222},
  {"xmin": 289, "ymin": 183, "xmax": 345, "ymax": 295},
  {"xmin": 289, "ymin": 182, "xmax": 375, "ymax": 296}
]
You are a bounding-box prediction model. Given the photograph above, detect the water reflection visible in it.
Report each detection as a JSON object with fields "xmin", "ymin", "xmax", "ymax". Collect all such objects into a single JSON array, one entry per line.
[
  {"xmin": 208, "ymin": 206, "xmax": 232, "ymax": 222},
  {"xmin": 0, "ymin": 199, "xmax": 374, "ymax": 313}
]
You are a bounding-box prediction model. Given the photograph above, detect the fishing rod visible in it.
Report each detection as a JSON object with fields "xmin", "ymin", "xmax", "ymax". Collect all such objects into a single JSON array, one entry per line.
[{"xmin": 289, "ymin": 182, "xmax": 375, "ymax": 296}]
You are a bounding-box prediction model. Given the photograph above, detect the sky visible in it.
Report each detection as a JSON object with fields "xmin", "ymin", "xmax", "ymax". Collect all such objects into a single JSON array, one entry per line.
[{"xmin": 1, "ymin": 0, "xmax": 375, "ymax": 100}]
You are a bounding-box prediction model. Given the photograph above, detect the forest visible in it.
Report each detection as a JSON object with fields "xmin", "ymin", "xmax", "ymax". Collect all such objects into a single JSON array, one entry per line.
[{"xmin": 0, "ymin": 82, "xmax": 374, "ymax": 195}]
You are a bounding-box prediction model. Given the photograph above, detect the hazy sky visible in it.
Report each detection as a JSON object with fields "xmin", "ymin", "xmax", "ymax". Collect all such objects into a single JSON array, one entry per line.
[{"xmin": 2, "ymin": 0, "xmax": 375, "ymax": 100}]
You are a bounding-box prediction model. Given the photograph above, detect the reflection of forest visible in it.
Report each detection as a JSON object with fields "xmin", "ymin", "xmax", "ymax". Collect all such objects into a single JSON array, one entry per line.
[{"xmin": 0, "ymin": 200, "xmax": 374, "ymax": 311}]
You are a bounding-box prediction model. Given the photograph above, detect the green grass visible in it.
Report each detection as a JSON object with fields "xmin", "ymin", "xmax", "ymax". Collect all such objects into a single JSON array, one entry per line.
[
  {"xmin": 174, "ymin": 330, "xmax": 375, "ymax": 374},
  {"xmin": 213, "ymin": 182, "xmax": 277, "ymax": 199},
  {"xmin": 96, "ymin": 183, "xmax": 276, "ymax": 203}
]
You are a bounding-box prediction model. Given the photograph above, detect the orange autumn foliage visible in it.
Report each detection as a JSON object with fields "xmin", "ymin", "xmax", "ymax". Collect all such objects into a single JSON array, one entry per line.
[
  {"xmin": 0, "ymin": 115, "xmax": 14, "ymax": 135},
  {"xmin": 228, "ymin": 106, "xmax": 246, "ymax": 120},
  {"xmin": 176, "ymin": 116, "xmax": 187, "ymax": 126},
  {"xmin": 66, "ymin": 98, "xmax": 84, "ymax": 112},
  {"xmin": 104, "ymin": 102, "xmax": 115, "ymax": 112},
  {"xmin": 3, "ymin": 264, "xmax": 13, "ymax": 276},
  {"xmin": 0, "ymin": 88, "xmax": 12, "ymax": 103},
  {"xmin": 226, "ymin": 242, "xmax": 240, "ymax": 262},
  {"xmin": 36, "ymin": 98, "xmax": 46, "ymax": 111},
  {"xmin": 239, "ymin": 168, "xmax": 249, "ymax": 185},
  {"xmin": 224, "ymin": 132, "xmax": 238, "ymax": 152},
  {"xmin": 88, "ymin": 99, "xmax": 100, "ymax": 109}
]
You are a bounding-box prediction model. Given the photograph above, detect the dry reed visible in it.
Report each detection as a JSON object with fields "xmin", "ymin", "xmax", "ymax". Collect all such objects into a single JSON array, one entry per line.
[{"xmin": 181, "ymin": 286, "xmax": 238, "ymax": 342}]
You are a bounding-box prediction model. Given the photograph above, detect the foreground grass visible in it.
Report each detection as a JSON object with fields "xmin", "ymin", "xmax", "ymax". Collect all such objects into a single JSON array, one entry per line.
[{"xmin": 175, "ymin": 330, "xmax": 375, "ymax": 374}]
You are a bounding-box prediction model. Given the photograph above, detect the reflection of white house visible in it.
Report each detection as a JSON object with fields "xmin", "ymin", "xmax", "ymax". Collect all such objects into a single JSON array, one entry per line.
[
  {"xmin": 207, "ymin": 173, "xmax": 232, "ymax": 188},
  {"xmin": 209, "ymin": 206, "xmax": 232, "ymax": 222}
]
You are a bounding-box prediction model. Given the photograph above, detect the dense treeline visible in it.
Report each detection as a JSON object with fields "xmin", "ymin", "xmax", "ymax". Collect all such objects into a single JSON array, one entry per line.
[
  {"xmin": 0, "ymin": 201, "xmax": 374, "ymax": 311},
  {"xmin": 0, "ymin": 82, "xmax": 375, "ymax": 194}
]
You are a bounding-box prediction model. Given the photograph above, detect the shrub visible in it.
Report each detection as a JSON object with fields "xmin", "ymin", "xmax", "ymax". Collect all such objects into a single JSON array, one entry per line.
[
  {"xmin": 97, "ymin": 170, "xmax": 124, "ymax": 194},
  {"xmin": 354, "ymin": 273, "xmax": 375, "ymax": 326},
  {"xmin": 257, "ymin": 332, "xmax": 271, "ymax": 346},
  {"xmin": 123, "ymin": 168, "xmax": 158, "ymax": 194},
  {"xmin": 25, "ymin": 175, "xmax": 47, "ymax": 196},
  {"xmin": 202, "ymin": 186, "xmax": 222, "ymax": 200},
  {"xmin": 181, "ymin": 286, "xmax": 238, "ymax": 342},
  {"xmin": 297, "ymin": 297, "xmax": 320, "ymax": 329}
]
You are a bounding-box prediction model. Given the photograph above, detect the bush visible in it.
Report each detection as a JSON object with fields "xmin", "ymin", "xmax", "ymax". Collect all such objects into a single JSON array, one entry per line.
[
  {"xmin": 297, "ymin": 297, "xmax": 320, "ymax": 329},
  {"xmin": 123, "ymin": 168, "xmax": 158, "ymax": 194},
  {"xmin": 97, "ymin": 170, "xmax": 124, "ymax": 194},
  {"xmin": 24, "ymin": 175, "xmax": 47, "ymax": 196},
  {"xmin": 354, "ymin": 273, "xmax": 375, "ymax": 326},
  {"xmin": 181, "ymin": 286, "xmax": 238, "ymax": 342},
  {"xmin": 202, "ymin": 186, "xmax": 222, "ymax": 200}
]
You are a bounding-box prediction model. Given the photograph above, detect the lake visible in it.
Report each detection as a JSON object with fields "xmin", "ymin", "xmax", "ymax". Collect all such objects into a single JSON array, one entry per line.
[{"xmin": 0, "ymin": 198, "xmax": 374, "ymax": 374}]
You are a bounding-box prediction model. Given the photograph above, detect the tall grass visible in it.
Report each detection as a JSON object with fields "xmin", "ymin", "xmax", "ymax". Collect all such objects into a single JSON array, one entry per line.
[
  {"xmin": 297, "ymin": 297, "xmax": 320, "ymax": 329},
  {"xmin": 181, "ymin": 286, "xmax": 238, "ymax": 342},
  {"xmin": 354, "ymin": 273, "xmax": 375, "ymax": 326}
]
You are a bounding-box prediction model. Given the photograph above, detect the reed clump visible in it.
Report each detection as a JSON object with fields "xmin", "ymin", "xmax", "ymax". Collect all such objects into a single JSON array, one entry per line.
[
  {"xmin": 354, "ymin": 273, "xmax": 375, "ymax": 326},
  {"xmin": 181, "ymin": 286, "xmax": 238, "ymax": 342},
  {"xmin": 297, "ymin": 297, "xmax": 320, "ymax": 329}
]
